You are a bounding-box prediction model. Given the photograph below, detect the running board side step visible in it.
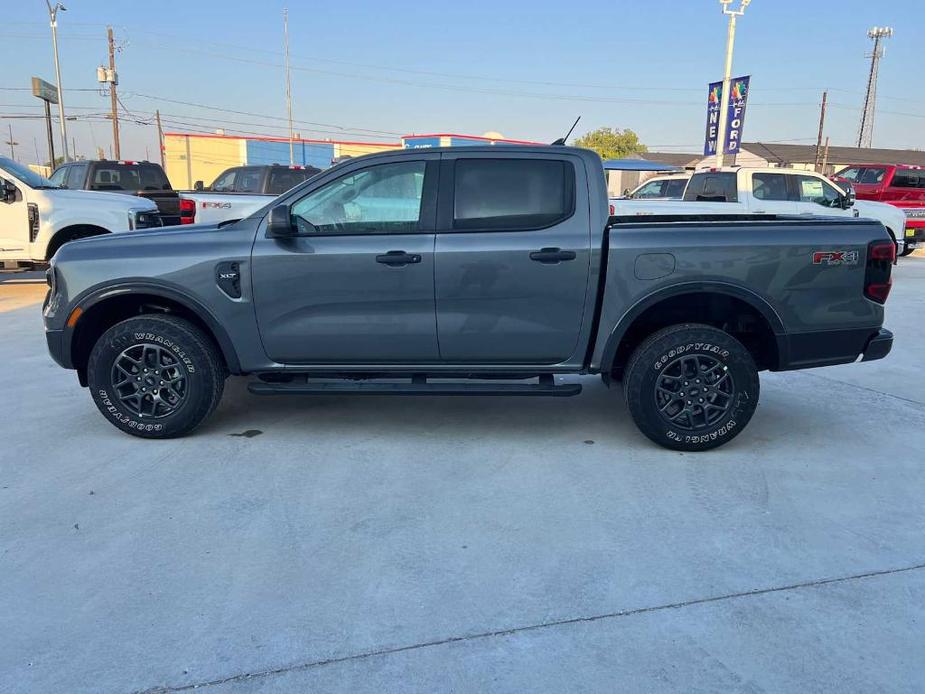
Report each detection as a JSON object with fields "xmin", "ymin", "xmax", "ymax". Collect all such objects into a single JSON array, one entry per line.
[{"xmin": 247, "ymin": 375, "xmax": 581, "ymax": 397}]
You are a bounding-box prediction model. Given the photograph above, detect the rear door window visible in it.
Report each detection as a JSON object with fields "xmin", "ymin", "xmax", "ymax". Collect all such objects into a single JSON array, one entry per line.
[
  {"xmin": 234, "ymin": 168, "xmax": 264, "ymax": 193},
  {"xmin": 683, "ymin": 172, "xmax": 738, "ymax": 202},
  {"xmin": 890, "ymin": 170, "xmax": 925, "ymax": 189},
  {"xmin": 664, "ymin": 178, "xmax": 688, "ymax": 198},
  {"xmin": 752, "ymin": 173, "xmax": 789, "ymax": 201},
  {"xmin": 267, "ymin": 168, "xmax": 315, "ymax": 195},
  {"xmin": 452, "ymin": 159, "xmax": 574, "ymax": 231}
]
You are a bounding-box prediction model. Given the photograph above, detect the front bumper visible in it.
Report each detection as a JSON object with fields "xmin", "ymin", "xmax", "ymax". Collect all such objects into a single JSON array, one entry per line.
[
  {"xmin": 861, "ymin": 328, "xmax": 893, "ymax": 362},
  {"xmin": 904, "ymin": 221, "xmax": 925, "ymax": 247},
  {"xmin": 45, "ymin": 328, "xmax": 71, "ymax": 369}
]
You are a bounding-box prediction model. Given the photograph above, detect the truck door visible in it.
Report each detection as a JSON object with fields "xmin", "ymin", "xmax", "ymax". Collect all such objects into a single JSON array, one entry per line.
[
  {"xmin": 251, "ymin": 156, "xmax": 440, "ymax": 364},
  {"xmin": 792, "ymin": 174, "xmax": 851, "ymax": 218},
  {"xmin": 749, "ymin": 172, "xmax": 796, "ymax": 215},
  {"xmin": 434, "ymin": 153, "xmax": 592, "ymax": 364},
  {"xmin": 0, "ymin": 177, "xmax": 28, "ymax": 260}
]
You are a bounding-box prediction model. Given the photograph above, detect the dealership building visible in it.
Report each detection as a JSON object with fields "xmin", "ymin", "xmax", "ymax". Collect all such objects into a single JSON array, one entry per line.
[{"xmin": 163, "ymin": 131, "xmax": 536, "ymax": 189}]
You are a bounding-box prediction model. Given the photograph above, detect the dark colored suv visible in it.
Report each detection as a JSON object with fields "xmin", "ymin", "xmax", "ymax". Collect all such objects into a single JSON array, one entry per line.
[{"xmin": 48, "ymin": 160, "xmax": 181, "ymax": 226}]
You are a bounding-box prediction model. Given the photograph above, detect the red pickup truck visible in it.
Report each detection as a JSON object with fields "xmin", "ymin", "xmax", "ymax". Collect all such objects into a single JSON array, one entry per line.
[{"xmin": 833, "ymin": 164, "xmax": 924, "ymax": 256}]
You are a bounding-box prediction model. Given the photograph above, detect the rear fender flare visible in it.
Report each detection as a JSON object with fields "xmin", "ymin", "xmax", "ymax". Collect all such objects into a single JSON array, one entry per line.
[{"xmin": 599, "ymin": 281, "xmax": 788, "ymax": 373}]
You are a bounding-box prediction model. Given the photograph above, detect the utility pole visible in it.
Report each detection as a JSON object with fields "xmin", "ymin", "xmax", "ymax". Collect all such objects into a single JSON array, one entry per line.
[
  {"xmin": 821, "ymin": 137, "xmax": 830, "ymax": 174},
  {"xmin": 155, "ymin": 109, "xmax": 165, "ymax": 167},
  {"xmin": 715, "ymin": 0, "xmax": 752, "ymax": 168},
  {"xmin": 5, "ymin": 125, "xmax": 18, "ymax": 160},
  {"xmin": 46, "ymin": 1, "xmax": 69, "ymax": 162},
  {"xmin": 107, "ymin": 26, "xmax": 121, "ymax": 160},
  {"xmin": 814, "ymin": 90, "xmax": 828, "ymax": 172},
  {"xmin": 857, "ymin": 26, "xmax": 892, "ymax": 148},
  {"xmin": 284, "ymin": 8, "xmax": 295, "ymax": 165}
]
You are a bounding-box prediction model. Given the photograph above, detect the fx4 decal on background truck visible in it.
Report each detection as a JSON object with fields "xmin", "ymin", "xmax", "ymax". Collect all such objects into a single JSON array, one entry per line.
[{"xmin": 43, "ymin": 146, "xmax": 895, "ymax": 451}]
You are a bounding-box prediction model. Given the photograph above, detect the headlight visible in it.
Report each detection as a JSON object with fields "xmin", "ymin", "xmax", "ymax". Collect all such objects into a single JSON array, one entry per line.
[{"xmin": 128, "ymin": 208, "xmax": 163, "ymax": 230}]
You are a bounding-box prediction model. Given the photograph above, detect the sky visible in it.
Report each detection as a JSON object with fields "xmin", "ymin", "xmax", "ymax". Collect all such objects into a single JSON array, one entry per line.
[{"xmin": 1, "ymin": 0, "xmax": 923, "ymax": 165}]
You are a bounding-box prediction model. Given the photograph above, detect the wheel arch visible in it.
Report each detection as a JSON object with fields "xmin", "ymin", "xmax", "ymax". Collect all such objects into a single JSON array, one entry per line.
[
  {"xmin": 46, "ymin": 224, "xmax": 111, "ymax": 261},
  {"xmin": 600, "ymin": 282, "xmax": 787, "ymax": 381},
  {"xmin": 68, "ymin": 283, "xmax": 242, "ymax": 383}
]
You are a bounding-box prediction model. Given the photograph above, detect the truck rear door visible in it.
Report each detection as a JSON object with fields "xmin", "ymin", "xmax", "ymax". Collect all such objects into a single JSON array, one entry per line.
[
  {"xmin": 433, "ymin": 153, "xmax": 592, "ymax": 364},
  {"xmin": 749, "ymin": 172, "xmax": 796, "ymax": 214}
]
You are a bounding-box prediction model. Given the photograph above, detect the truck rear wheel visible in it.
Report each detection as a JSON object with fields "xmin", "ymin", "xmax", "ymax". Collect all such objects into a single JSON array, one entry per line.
[
  {"xmin": 623, "ymin": 323, "xmax": 759, "ymax": 452},
  {"xmin": 86, "ymin": 315, "xmax": 226, "ymax": 438}
]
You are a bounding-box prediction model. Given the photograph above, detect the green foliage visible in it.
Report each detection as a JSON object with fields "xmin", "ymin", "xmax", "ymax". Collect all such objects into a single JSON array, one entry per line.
[{"xmin": 573, "ymin": 127, "xmax": 647, "ymax": 160}]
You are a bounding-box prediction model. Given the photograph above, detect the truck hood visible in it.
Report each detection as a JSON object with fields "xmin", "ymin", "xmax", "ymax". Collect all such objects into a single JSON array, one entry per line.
[
  {"xmin": 853, "ymin": 199, "xmax": 906, "ymax": 227},
  {"xmin": 46, "ymin": 187, "xmax": 159, "ymax": 211}
]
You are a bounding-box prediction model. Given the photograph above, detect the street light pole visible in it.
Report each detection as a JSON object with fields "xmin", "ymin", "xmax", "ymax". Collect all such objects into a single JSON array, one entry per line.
[
  {"xmin": 284, "ymin": 8, "xmax": 294, "ymax": 166},
  {"xmin": 715, "ymin": 0, "xmax": 751, "ymax": 168},
  {"xmin": 46, "ymin": 1, "xmax": 69, "ymax": 163}
]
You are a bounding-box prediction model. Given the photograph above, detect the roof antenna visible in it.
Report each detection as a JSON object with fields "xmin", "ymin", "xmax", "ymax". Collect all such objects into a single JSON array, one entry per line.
[{"xmin": 551, "ymin": 116, "xmax": 581, "ymax": 146}]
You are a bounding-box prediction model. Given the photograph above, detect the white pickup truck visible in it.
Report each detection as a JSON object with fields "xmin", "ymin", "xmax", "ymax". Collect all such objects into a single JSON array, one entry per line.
[
  {"xmin": 179, "ymin": 164, "xmax": 321, "ymax": 226},
  {"xmin": 611, "ymin": 167, "xmax": 907, "ymax": 253},
  {"xmin": 0, "ymin": 157, "xmax": 161, "ymax": 266}
]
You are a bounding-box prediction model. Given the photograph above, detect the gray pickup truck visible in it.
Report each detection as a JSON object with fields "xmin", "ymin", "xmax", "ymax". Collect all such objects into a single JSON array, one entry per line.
[{"xmin": 43, "ymin": 146, "xmax": 895, "ymax": 451}]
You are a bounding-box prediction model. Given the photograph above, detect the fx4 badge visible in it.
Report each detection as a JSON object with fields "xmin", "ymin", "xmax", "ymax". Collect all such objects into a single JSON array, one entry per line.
[{"xmin": 812, "ymin": 250, "xmax": 859, "ymax": 266}]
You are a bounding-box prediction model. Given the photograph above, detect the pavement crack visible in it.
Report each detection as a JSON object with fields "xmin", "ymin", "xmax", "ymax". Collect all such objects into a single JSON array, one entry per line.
[
  {"xmin": 135, "ymin": 560, "xmax": 925, "ymax": 693},
  {"xmin": 794, "ymin": 371, "xmax": 925, "ymax": 408}
]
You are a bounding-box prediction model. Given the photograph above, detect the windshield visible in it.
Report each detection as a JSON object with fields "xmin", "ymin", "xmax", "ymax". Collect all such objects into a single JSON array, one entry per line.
[{"xmin": 0, "ymin": 156, "xmax": 57, "ymax": 188}]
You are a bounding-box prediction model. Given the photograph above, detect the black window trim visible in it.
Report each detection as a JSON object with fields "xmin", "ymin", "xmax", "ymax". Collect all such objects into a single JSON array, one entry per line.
[
  {"xmin": 437, "ymin": 156, "xmax": 577, "ymax": 233},
  {"xmin": 275, "ymin": 159, "xmax": 438, "ymax": 238}
]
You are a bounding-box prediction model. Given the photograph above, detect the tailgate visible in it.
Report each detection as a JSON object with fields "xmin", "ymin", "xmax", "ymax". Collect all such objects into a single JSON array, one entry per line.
[{"xmin": 136, "ymin": 191, "xmax": 181, "ymax": 225}]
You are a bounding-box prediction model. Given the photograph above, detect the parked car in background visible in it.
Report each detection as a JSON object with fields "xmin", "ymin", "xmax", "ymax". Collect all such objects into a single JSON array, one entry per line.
[
  {"xmin": 180, "ymin": 164, "xmax": 322, "ymax": 226},
  {"xmin": 0, "ymin": 156, "xmax": 160, "ymax": 267},
  {"xmin": 45, "ymin": 146, "xmax": 894, "ymax": 452},
  {"xmin": 626, "ymin": 173, "xmax": 690, "ymax": 199},
  {"xmin": 48, "ymin": 160, "xmax": 181, "ymax": 226},
  {"xmin": 832, "ymin": 163, "xmax": 925, "ymax": 255},
  {"xmin": 612, "ymin": 167, "xmax": 907, "ymax": 255}
]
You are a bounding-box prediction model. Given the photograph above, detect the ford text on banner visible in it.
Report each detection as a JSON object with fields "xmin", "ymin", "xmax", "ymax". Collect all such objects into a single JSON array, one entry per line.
[{"xmin": 702, "ymin": 75, "xmax": 751, "ymax": 157}]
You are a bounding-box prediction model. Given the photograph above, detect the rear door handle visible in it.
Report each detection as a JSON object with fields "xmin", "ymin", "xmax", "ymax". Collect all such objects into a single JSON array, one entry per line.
[
  {"xmin": 529, "ymin": 247, "xmax": 577, "ymax": 264},
  {"xmin": 376, "ymin": 250, "xmax": 421, "ymax": 266}
]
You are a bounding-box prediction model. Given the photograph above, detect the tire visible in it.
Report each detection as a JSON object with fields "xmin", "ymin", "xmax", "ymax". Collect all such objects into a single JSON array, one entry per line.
[
  {"xmin": 87, "ymin": 315, "xmax": 226, "ymax": 438},
  {"xmin": 623, "ymin": 323, "xmax": 759, "ymax": 452},
  {"xmin": 900, "ymin": 245, "xmax": 915, "ymax": 257}
]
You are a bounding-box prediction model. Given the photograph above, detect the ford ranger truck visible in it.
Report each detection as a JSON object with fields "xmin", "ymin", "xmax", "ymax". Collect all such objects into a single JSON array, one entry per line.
[
  {"xmin": 0, "ymin": 156, "xmax": 161, "ymax": 267},
  {"xmin": 611, "ymin": 166, "xmax": 907, "ymax": 255},
  {"xmin": 43, "ymin": 146, "xmax": 895, "ymax": 452},
  {"xmin": 179, "ymin": 164, "xmax": 322, "ymax": 226},
  {"xmin": 832, "ymin": 163, "xmax": 925, "ymax": 256}
]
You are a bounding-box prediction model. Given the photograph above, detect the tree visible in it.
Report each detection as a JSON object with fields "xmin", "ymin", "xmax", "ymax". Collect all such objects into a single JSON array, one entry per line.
[{"xmin": 573, "ymin": 127, "xmax": 647, "ymax": 159}]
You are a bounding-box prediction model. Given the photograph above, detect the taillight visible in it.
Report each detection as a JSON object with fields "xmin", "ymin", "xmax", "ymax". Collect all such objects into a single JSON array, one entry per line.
[
  {"xmin": 179, "ymin": 198, "xmax": 196, "ymax": 224},
  {"xmin": 609, "ymin": 204, "xmax": 615, "ymax": 216},
  {"xmin": 864, "ymin": 239, "xmax": 895, "ymax": 304}
]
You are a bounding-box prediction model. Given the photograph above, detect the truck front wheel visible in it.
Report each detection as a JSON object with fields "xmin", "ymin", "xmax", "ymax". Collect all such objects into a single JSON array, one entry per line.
[
  {"xmin": 623, "ymin": 323, "xmax": 759, "ymax": 452},
  {"xmin": 86, "ymin": 315, "xmax": 227, "ymax": 438}
]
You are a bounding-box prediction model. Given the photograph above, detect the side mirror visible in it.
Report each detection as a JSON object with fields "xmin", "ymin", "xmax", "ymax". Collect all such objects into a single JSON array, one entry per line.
[
  {"xmin": 267, "ymin": 204, "xmax": 297, "ymax": 238},
  {"xmin": 2, "ymin": 178, "xmax": 17, "ymax": 204},
  {"xmin": 840, "ymin": 182, "xmax": 856, "ymax": 209},
  {"xmin": 194, "ymin": 180, "xmax": 204, "ymax": 191}
]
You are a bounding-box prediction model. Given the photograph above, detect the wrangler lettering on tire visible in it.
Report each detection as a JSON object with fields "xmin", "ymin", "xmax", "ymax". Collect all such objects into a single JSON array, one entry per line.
[
  {"xmin": 623, "ymin": 323, "xmax": 760, "ymax": 452},
  {"xmin": 86, "ymin": 315, "xmax": 226, "ymax": 439}
]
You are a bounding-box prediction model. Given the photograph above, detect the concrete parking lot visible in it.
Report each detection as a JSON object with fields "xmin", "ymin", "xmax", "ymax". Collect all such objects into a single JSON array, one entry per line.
[{"xmin": 1, "ymin": 259, "xmax": 923, "ymax": 694}]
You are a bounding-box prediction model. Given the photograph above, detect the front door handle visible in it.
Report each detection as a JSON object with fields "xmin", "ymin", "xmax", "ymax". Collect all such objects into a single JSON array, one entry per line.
[
  {"xmin": 376, "ymin": 250, "xmax": 421, "ymax": 266},
  {"xmin": 529, "ymin": 247, "xmax": 577, "ymax": 264}
]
